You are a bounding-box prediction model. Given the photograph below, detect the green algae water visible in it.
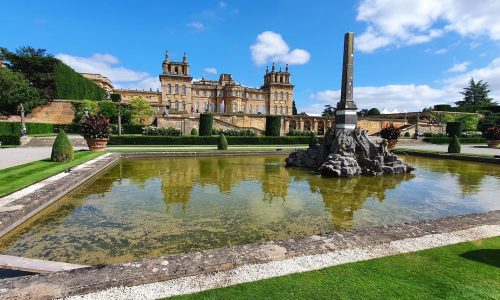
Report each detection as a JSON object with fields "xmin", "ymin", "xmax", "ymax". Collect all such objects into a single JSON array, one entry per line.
[{"xmin": 0, "ymin": 155, "xmax": 499, "ymax": 265}]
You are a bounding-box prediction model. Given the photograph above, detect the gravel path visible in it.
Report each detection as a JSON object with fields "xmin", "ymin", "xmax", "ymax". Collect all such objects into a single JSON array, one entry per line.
[
  {"xmin": 67, "ymin": 224, "xmax": 500, "ymax": 300},
  {"xmin": 0, "ymin": 146, "xmax": 87, "ymax": 170}
]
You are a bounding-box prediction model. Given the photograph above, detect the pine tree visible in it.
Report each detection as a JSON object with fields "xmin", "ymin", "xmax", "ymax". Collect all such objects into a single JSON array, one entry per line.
[{"xmin": 455, "ymin": 78, "xmax": 496, "ymax": 108}]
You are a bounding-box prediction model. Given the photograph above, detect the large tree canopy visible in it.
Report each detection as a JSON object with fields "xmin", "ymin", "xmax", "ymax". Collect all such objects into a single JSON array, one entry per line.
[
  {"xmin": 322, "ymin": 104, "xmax": 336, "ymax": 117},
  {"xmin": 456, "ymin": 78, "xmax": 496, "ymax": 108},
  {"xmin": 0, "ymin": 68, "xmax": 41, "ymax": 115}
]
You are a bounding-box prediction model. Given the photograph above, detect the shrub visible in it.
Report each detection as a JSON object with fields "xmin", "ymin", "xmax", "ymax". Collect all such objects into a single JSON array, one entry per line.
[
  {"xmin": 54, "ymin": 61, "xmax": 106, "ymax": 100},
  {"xmin": 212, "ymin": 128, "xmax": 256, "ymax": 136},
  {"xmin": 0, "ymin": 135, "xmax": 21, "ymax": 145},
  {"xmin": 309, "ymin": 133, "xmax": 318, "ymax": 149},
  {"xmin": 423, "ymin": 137, "xmax": 485, "ymax": 144},
  {"xmin": 404, "ymin": 132, "xmax": 411, "ymax": 137},
  {"xmin": 448, "ymin": 135, "xmax": 461, "ymax": 153},
  {"xmin": 108, "ymin": 135, "xmax": 323, "ymax": 145},
  {"xmin": 191, "ymin": 128, "xmax": 198, "ymax": 136},
  {"xmin": 129, "ymin": 96, "xmax": 156, "ymax": 125},
  {"xmin": 199, "ymin": 113, "xmax": 213, "ymax": 136},
  {"xmin": 368, "ymin": 108, "xmax": 381, "ymax": 115},
  {"xmin": 446, "ymin": 122, "xmax": 462, "ymax": 137},
  {"xmin": 287, "ymin": 129, "xmax": 314, "ymax": 136},
  {"xmin": 98, "ymin": 101, "xmax": 118, "ymax": 120},
  {"xmin": 80, "ymin": 114, "xmax": 110, "ymax": 139},
  {"xmin": 110, "ymin": 93, "xmax": 122, "ymax": 102},
  {"xmin": 380, "ymin": 123, "xmax": 400, "ymax": 140},
  {"xmin": 50, "ymin": 130, "xmax": 74, "ymax": 162},
  {"xmin": 265, "ymin": 116, "xmax": 281, "ymax": 136},
  {"xmin": 218, "ymin": 133, "xmax": 228, "ymax": 150},
  {"xmin": 433, "ymin": 104, "xmax": 452, "ymax": 111},
  {"xmin": 142, "ymin": 126, "xmax": 182, "ymax": 136},
  {"xmin": 484, "ymin": 126, "xmax": 500, "ymax": 140}
]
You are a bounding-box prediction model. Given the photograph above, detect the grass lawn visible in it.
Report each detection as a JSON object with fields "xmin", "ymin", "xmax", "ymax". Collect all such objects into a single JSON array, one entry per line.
[
  {"xmin": 172, "ymin": 236, "xmax": 500, "ymax": 299},
  {"xmin": 0, "ymin": 151, "xmax": 103, "ymax": 197}
]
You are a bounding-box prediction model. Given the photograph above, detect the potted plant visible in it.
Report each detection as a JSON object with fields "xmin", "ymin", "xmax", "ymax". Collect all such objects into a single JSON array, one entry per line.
[
  {"xmin": 80, "ymin": 114, "xmax": 110, "ymax": 151},
  {"xmin": 380, "ymin": 123, "xmax": 401, "ymax": 149},
  {"xmin": 484, "ymin": 126, "xmax": 500, "ymax": 148}
]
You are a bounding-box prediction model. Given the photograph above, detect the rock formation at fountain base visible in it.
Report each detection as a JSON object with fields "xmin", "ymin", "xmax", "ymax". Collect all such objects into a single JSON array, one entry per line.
[{"xmin": 285, "ymin": 127, "xmax": 413, "ymax": 177}]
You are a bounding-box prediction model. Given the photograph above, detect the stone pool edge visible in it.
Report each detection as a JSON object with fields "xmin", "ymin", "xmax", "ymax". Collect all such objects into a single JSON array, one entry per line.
[
  {"xmin": 393, "ymin": 149, "xmax": 500, "ymax": 164},
  {"xmin": 0, "ymin": 210, "xmax": 499, "ymax": 300}
]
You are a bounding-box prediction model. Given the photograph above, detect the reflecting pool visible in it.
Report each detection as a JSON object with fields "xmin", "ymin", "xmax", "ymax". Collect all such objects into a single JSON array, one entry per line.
[{"xmin": 0, "ymin": 155, "xmax": 499, "ymax": 265}]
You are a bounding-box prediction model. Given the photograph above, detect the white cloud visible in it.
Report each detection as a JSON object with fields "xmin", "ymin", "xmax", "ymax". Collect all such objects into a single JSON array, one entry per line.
[
  {"xmin": 304, "ymin": 57, "xmax": 500, "ymax": 114},
  {"xmin": 187, "ymin": 21, "xmax": 205, "ymax": 32},
  {"xmin": 56, "ymin": 53, "xmax": 159, "ymax": 90},
  {"xmin": 204, "ymin": 67, "xmax": 217, "ymax": 74},
  {"xmin": 250, "ymin": 31, "xmax": 311, "ymax": 66},
  {"xmin": 447, "ymin": 62, "xmax": 470, "ymax": 73},
  {"xmin": 435, "ymin": 48, "xmax": 447, "ymax": 55},
  {"xmin": 356, "ymin": 0, "xmax": 500, "ymax": 52}
]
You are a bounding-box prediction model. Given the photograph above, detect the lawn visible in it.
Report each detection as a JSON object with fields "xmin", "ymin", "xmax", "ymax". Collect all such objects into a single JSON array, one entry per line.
[
  {"xmin": 0, "ymin": 151, "xmax": 103, "ymax": 197},
  {"xmin": 172, "ymin": 236, "xmax": 500, "ymax": 299}
]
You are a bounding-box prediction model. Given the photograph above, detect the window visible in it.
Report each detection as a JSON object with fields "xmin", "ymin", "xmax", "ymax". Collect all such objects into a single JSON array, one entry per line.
[
  {"xmin": 203, "ymin": 90, "xmax": 207, "ymax": 97},
  {"xmin": 250, "ymin": 105, "xmax": 253, "ymax": 113},
  {"xmin": 167, "ymin": 84, "xmax": 171, "ymax": 94},
  {"xmin": 175, "ymin": 101, "xmax": 179, "ymax": 110},
  {"xmin": 203, "ymin": 102, "xmax": 207, "ymax": 111},
  {"xmin": 286, "ymin": 92, "xmax": 289, "ymax": 101},
  {"xmin": 233, "ymin": 102, "xmax": 237, "ymax": 112},
  {"xmin": 220, "ymin": 91, "xmax": 224, "ymax": 96},
  {"xmin": 210, "ymin": 103, "xmax": 215, "ymax": 112},
  {"xmin": 175, "ymin": 84, "xmax": 179, "ymax": 94},
  {"xmin": 195, "ymin": 102, "xmax": 200, "ymax": 111},
  {"xmin": 274, "ymin": 91, "xmax": 278, "ymax": 100},
  {"xmin": 242, "ymin": 104, "xmax": 246, "ymax": 112},
  {"xmin": 182, "ymin": 85, "xmax": 186, "ymax": 95},
  {"xmin": 168, "ymin": 100, "xmax": 172, "ymax": 109},
  {"xmin": 196, "ymin": 89, "xmax": 199, "ymax": 96},
  {"xmin": 280, "ymin": 92, "xmax": 283, "ymax": 101},
  {"xmin": 211, "ymin": 91, "xmax": 215, "ymax": 96},
  {"xmin": 274, "ymin": 105, "xmax": 277, "ymax": 114},
  {"xmin": 286, "ymin": 106, "xmax": 289, "ymax": 115},
  {"xmin": 182, "ymin": 101, "xmax": 186, "ymax": 110},
  {"xmin": 280, "ymin": 106, "xmax": 283, "ymax": 114}
]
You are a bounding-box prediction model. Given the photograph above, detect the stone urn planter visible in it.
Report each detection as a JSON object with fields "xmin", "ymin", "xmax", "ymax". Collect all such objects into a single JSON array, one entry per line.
[
  {"xmin": 85, "ymin": 138, "xmax": 108, "ymax": 152},
  {"xmin": 387, "ymin": 139, "xmax": 398, "ymax": 149},
  {"xmin": 486, "ymin": 140, "xmax": 500, "ymax": 148}
]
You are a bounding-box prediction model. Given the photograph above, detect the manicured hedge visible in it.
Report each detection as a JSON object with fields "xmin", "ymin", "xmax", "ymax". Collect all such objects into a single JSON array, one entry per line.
[
  {"xmin": 265, "ymin": 116, "xmax": 282, "ymax": 136},
  {"xmin": 108, "ymin": 135, "xmax": 321, "ymax": 145},
  {"xmin": 54, "ymin": 62, "xmax": 107, "ymax": 100},
  {"xmin": 0, "ymin": 122, "xmax": 82, "ymax": 135},
  {"xmin": 0, "ymin": 135, "xmax": 21, "ymax": 145},
  {"xmin": 199, "ymin": 114, "xmax": 213, "ymax": 136},
  {"xmin": 446, "ymin": 122, "xmax": 462, "ymax": 137},
  {"xmin": 423, "ymin": 137, "xmax": 486, "ymax": 144}
]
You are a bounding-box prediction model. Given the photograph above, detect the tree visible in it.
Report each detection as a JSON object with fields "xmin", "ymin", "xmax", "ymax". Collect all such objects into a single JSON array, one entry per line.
[
  {"xmin": 0, "ymin": 46, "xmax": 58, "ymax": 100},
  {"xmin": 129, "ymin": 96, "xmax": 156, "ymax": 125},
  {"xmin": 217, "ymin": 133, "xmax": 228, "ymax": 150},
  {"xmin": 0, "ymin": 67, "xmax": 41, "ymax": 115},
  {"xmin": 292, "ymin": 100, "xmax": 297, "ymax": 115},
  {"xmin": 368, "ymin": 108, "xmax": 380, "ymax": 116},
  {"xmin": 322, "ymin": 104, "xmax": 336, "ymax": 117},
  {"xmin": 358, "ymin": 108, "xmax": 369, "ymax": 116},
  {"xmin": 456, "ymin": 78, "xmax": 496, "ymax": 108},
  {"xmin": 51, "ymin": 130, "xmax": 74, "ymax": 162}
]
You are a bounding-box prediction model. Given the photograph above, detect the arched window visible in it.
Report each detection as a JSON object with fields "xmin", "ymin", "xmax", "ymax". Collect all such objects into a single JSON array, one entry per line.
[
  {"xmin": 220, "ymin": 100, "xmax": 225, "ymax": 112},
  {"xmin": 175, "ymin": 84, "xmax": 179, "ymax": 94},
  {"xmin": 168, "ymin": 100, "xmax": 172, "ymax": 109},
  {"xmin": 280, "ymin": 92, "xmax": 283, "ymax": 100},
  {"xmin": 274, "ymin": 91, "xmax": 278, "ymax": 100},
  {"xmin": 175, "ymin": 101, "xmax": 179, "ymax": 110},
  {"xmin": 182, "ymin": 85, "xmax": 186, "ymax": 95},
  {"xmin": 167, "ymin": 84, "xmax": 171, "ymax": 94}
]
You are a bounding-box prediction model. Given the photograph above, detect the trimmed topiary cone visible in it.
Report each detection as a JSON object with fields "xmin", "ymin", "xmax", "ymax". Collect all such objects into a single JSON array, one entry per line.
[
  {"xmin": 191, "ymin": 127, "xmax": 198, "ymax": 136},
  {"xmin": 218, "ymin": 133, "xmax": 228, "ymax": 150},
  {"xmin": 51, "ymin": 130, "xmax": 74, "ymax": 162},
  {"xmin": 448, "ymin": 135, "xmax": 461, "ymax": 154}
]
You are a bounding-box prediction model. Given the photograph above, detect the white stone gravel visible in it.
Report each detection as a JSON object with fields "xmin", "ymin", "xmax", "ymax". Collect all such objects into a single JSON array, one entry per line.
[{"xmin": 67, "ymin": 224, "xmax": 500, "ymax": 300}]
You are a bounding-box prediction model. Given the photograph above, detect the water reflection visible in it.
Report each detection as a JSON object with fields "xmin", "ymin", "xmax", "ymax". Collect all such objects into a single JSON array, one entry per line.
[{"xmin": 0, "ymin": 155, "xmax": 498, "ymax": 265}]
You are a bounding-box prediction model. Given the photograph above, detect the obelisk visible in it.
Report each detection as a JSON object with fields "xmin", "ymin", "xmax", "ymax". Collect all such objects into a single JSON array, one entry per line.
[{"xmin": 335, "ymin": 32, "xmax": 357, "ymax": 131}]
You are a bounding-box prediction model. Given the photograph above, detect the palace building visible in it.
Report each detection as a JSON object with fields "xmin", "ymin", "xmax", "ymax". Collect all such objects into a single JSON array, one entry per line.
[{"xmin": 113, "ymin": 50, "xmax": 294, "ymax": 115}]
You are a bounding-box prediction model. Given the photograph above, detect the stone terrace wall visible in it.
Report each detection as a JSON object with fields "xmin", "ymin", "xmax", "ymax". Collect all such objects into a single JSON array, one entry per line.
[{"xmin": 0, "ymin": 100, "xmax": 75, "ymax": 124}]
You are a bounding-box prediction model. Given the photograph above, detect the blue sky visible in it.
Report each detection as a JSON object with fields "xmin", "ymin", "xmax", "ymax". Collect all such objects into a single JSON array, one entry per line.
[{"xmin": 1, "ymin": 0, "xmax": 499, "ymax": 114}]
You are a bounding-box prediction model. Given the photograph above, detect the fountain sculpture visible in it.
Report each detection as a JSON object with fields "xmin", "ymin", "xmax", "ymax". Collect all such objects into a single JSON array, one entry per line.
[{"xmin": 285, "ymin": 32, "xmax": 414, "ymax": 177}]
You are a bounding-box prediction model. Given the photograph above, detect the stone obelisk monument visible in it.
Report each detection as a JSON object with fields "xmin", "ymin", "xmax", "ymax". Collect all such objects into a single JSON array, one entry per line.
[
  {"xmin": 335, "ymin": 32, "xmax": 357, "ymax": 131},
  {"xmin": 285, "ymin": 32, "xmax": 413, "ymax": 177}
]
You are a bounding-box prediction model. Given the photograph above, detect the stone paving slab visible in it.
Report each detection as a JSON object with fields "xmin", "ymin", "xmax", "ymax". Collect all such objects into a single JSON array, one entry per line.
[
  {"xmin": 0, "ymin": 210, "xmax": 498, "ymax": 300},
  {"xmin": 0, "ymin": 153, "xmax": 120, "ymax": 238}
]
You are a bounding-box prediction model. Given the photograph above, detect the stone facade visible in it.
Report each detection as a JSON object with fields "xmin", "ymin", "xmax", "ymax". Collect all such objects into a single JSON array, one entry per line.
[
  {"xmin": 80, "ymin": 73, "xmax": 114, "ymax": 92},
  {"xmin": 114, "ymin": 51, "xmax": 294, "ymax": 116}
]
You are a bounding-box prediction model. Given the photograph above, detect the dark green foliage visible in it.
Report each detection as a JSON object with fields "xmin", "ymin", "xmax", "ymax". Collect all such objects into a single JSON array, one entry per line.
[
  {"xmin": 265, "ymin": 115, "xmax": 281, "ymax": 136},
  {"xmin": 446, "ymin": 122, "xmax": 462, "ymax": 137},
  {"xmin": 110, "ymin": 93, "xmax": 122, "ymax": 102},
  {"xmin": 368, "ymin": 108, "xmax": 381, "ymax": 115},
  {"xmin": 54, "ymin": 62, "xmax": 106, "ymax": 100},
  {"xmin": 0, "ymin": 46, "xmax": 57, "ymax": 100},
  {"xmin": 404, "ymin": 132, "xmax": 411, "ymax": 137},
  {"xmin": 50, "ymin": 130, "xmax": 74, "ymax": 162},
  {"xmin": 80, "ymin": 115, "xmax": 110, "ymax": 139},
  {"xmin": 98, "ymin": 101, "xmax": 118, "ymax": 121},
  {"xmin": 322, "ymin": 105, "xmax": 335, "ymax": 117},
  {"xmin": 448, "ymin": 135, "xmax": 461, "ymax": 153},
  {"xmin": 190, "ymin": 128, "xmax": 198, "ymax": 136},
  {"xmin": 423, "ymin": 137, "xmax": 485, "ymax": 144},
  {"xmin": 292, "ymin": 100, "xmax": 297, "ymax": 115},
  {"xmin": 434, "ymin": 104, "xmax": 452, "ymax": 111},
  {"xmin": 0, "ymin": 121, "xmax": 55, "ymax": 136},
  {"xmin": 109, "ymin": 135, "xmax": 323, "ymax": 145},
  {"xmin": 0, "ymin": 135, "xmax": 20, "ymax": 145},
  {"xmin": 309, "ymin": 133, "xmax": 318, "ymax": 149},
  {"xmin": 0, "ymin": 68, "xmax": 41, "ymax": 114},
  {"xmin": 54, "ymin": 123, "xmax": 80, "ymax": 134},
  {"xmin": 199, "ymin": 114, "xmax": 213, "ymax": 136},
  {"xmin": 218, "ymin": 133, "xmax": 228, "ymax": 150},
  {"xmin": 456, "ymin": 78, "xmax": 496, "ymax": 108}
]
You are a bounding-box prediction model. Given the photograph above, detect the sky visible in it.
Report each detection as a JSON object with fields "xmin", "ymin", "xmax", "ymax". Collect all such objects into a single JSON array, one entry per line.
[{"xmin": 1, "ymin": 0, "xmax": 500, "ymax": 115}]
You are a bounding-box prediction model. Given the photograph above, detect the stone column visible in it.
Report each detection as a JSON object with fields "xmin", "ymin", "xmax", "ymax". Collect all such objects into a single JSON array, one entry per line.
[{"xmin": 335, "ymin": 32, "xmax": 357, "ymax": 131}]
